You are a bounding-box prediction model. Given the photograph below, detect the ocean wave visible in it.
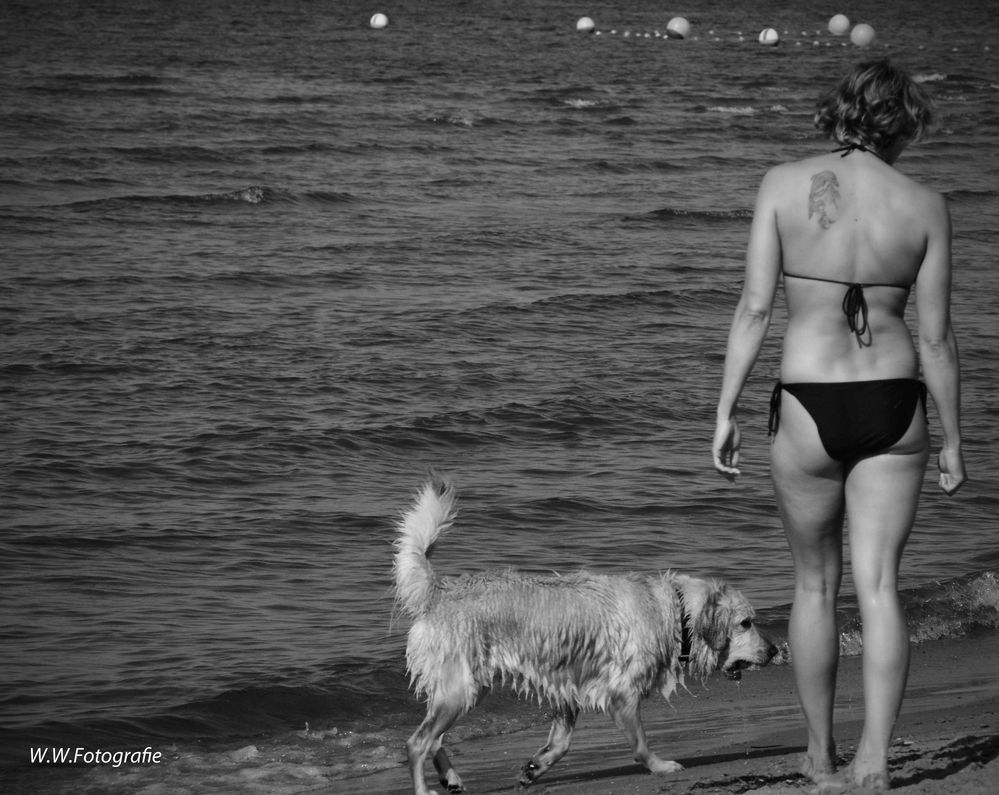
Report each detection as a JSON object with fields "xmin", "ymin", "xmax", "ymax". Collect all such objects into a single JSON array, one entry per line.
[
  {"xmin": 27, "ymin": 72, "xmax": 173, "ymax": 97},
  {"xmin": 642, "ymin": 206, "xmax": 754, "ymax": 224},
  {"xmin": 426, "ymin": 112, "xmax": 477, "ymax": 127},
  {"xmin": 706, "ymin": 105, "xmax": 757, "ymax": 115},
  {"xmin": 428, "ymin": 284, "xmax": 727, "ymax": 326},
  {"xmin": 529, "ymin": 287, "xmax": 681, "ymax": 313},
  {"xmin": 109, "ymin": 144, "xmax": 240, "ymax": 164},
  {"xmin": 585, "ymin": 158, "xmax": 688, "ymax": 174},
  {"xmin": 325, "ymin": 381, "xmax": 723, "ymax": 456},
  {"xmin": 57, "ymin": 186, "xmax": 360, "ymax": 211},
  {"xmin": 5, "ymin": 572, "xmax": 991, "ymax": 779},
  {"xmin": 758, "ymin": 571, "xmax": 999, "ymax": 658},
  {"xmin": 873, "ymin": 571, "xmax": 997, "ymax": 645},
  {"xmin": 562, "ymin": 98, "xmax": 602, "ymax": 109},
  {"xmin": 943, "ymin": 188, "xmax": 999, "ymax": 202},
  {"xmin": 48, "ymin": 72, "xmax": 165, "ymax": 85},
  {"xmin": 602, "ymin": 115, "xmax": 637, "ymax": 126}
]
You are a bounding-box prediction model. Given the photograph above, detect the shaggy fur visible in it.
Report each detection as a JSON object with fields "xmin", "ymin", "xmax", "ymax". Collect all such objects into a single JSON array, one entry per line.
[{"xmin": 394, "ymin": 478, "xmax": 777, "ymax": 795}]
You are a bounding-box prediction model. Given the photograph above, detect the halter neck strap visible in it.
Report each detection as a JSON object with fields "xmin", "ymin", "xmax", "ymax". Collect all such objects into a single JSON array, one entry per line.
[{"xmin": 833, "ymin": 143, "xmax": 884, "ymax": 161}]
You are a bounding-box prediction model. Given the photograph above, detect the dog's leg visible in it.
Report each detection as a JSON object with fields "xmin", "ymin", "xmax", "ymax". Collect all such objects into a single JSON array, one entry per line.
[
  {"xmin": 431, "ymin": 737, "xmax": 464, "ymax": 794},
  {"xmin": 406, "ymin": 695, "xmax": 466, "ymax": 795},
  {"xmin": 518, "ymin": 706, "xmax": 579, "ymax": 787},
  {"xmin": 430, "ymin": 686, "xmax": 486, "ymax": 793},
  {"xmin": 608, "ymin": 693, "xmax": 683, "ymax": 774}
]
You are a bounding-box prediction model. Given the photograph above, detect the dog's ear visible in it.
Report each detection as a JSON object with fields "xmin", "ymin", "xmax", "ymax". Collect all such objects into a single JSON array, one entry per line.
[{"xmin": 694, "ymin": 583, "xmax": 731, "ymax": 651}]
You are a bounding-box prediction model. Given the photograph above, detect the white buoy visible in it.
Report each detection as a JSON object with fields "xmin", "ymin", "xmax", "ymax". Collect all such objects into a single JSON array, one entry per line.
[
  {"xmin": 666, "ymin": 16, "xmax": 691, "ymax": 39},
  {"xmin": 369, "ymin": 12, "xmax": 388, "ymax": 29},
  {"xmin": 851, "ymin": 23, "xmax": 876, "ymax": 47},
  {"xmin": 576, "ymin": 17, "xmax": 595, "ymax": 34},
  {"xmin": 828, "ymin": 14, "xmax": 851, "ymax": 36},
  {"xmin": 758, "ymin": 27, "xmax": 780, "ymax": 46}
]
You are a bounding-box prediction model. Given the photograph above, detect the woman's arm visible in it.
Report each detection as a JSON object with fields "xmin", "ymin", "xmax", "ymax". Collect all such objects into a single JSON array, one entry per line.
[
  {"xmin": 713, "ymin": 169, "xmax": 783, "ymax": 477},
  {"xmin": 915, "ymin": 193, "xmax": 966, "ymax": 494}
]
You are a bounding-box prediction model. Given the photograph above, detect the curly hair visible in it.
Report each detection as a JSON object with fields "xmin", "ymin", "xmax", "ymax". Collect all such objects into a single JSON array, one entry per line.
[{"xmin": 814, "ymin": 59, "xmax": 933, "ymax": 152}]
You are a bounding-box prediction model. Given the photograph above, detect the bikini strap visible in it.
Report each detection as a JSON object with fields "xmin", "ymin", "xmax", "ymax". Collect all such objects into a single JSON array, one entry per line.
[
  {"xmin": 785, "ymin": 271, "xmax": 908, "ymax": 290},
  {"xmin": 785, "ymin": 273, "xmax": 909, "ymax": 344},
  {"xmin": 783, "ymin": 271, "xmax": 845, "ymax": 286},
  {"xmin": 842, "ymin": 283, "xmax": 870, "ymax": 342},
  {"xmin": 832, "ymin": 143, "xmax": 884, "ymax": 161},
  {"xmin": 785, "ymin": 272, "xmax": 882, "ymax": 341},
  {"xmin": 768, "ymin": 381, "xmax": 783, "ymax": 436}
]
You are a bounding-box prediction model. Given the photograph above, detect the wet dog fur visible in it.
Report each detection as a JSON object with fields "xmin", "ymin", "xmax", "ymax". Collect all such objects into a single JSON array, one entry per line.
[{"xmin": 393, "ymin": 479, "xmax": 778, "ymax": 795}]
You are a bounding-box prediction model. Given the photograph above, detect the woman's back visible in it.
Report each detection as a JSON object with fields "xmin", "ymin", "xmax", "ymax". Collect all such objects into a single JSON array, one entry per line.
[{"xmin": 764, "ymin": 149, "xmax": 944, "ymax": 382}]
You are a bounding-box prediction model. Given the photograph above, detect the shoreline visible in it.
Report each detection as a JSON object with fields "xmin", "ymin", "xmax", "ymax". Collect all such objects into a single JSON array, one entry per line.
[
  {"xmin": 349, "ymin": 631, "xmax": 999, "ymax": 794},
  {"xmin": 2, "ymin": 633, "xmax": 996, "ymax": 794}
]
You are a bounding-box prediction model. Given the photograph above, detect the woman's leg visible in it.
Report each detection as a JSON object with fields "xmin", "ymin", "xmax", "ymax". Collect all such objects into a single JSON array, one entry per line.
[
  {"xmin": 771, "ymin": 392, "xmax": 846, "ymax": 781},
  {"xmin": 844, "ymin": 413, "xmax": 929, "ymax": 788}
]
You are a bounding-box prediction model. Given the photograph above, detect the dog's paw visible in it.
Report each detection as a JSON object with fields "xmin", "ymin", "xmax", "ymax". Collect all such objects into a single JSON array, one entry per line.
[
  {"xmin": 438, "ymin": 769, "xmax": 464, "ymax": 793},
  {"xmin": 649, "ymin": 759, "xmax": 684, "ymax": 774},
  {"xmin": 517, "ymin": 759, "xmax": 541, "ymax": 787}
]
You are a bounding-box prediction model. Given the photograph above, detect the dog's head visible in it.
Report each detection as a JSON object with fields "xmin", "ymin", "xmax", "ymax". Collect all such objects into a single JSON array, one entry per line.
[{"xmin": 677, "ymin": 575, "xmax": 778, "ymax": 681}]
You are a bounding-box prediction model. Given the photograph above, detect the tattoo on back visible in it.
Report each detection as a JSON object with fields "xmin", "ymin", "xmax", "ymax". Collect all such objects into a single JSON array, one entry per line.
[{"xmin": 808, "ymin": 171, "xmax": 840, "ymax": 229}]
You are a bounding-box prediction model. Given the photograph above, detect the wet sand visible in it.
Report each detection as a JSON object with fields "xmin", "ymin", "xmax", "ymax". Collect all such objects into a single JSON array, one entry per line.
[
  {"xmin": 351, "ymin": 631, "xmax": 999, "ymax": 795},
  {"xmin": 4, "ymin": 632, "xmax": 996, "ymax": 793}
]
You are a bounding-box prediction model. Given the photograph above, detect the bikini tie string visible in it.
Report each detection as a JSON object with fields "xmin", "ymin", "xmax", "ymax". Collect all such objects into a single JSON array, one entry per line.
[
  {"xmin": 832, "ymin": 143, "xmax": 885, "ymax": 163},
  {"xmin": 834, "ymin": 143, "xmax": 870, "ymax": 157},
  {"xmin": 768, "ymin": 381, "xmax": 783, "ymax": 436},
  {"xmin": 842, "ymin": 283, "xmax": 869, "ymax": 341}
]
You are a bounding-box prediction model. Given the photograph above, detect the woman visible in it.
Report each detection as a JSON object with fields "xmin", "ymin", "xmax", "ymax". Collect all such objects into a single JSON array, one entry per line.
[{"xmin": 712, "ymin": 59, "xmax": 966, "ymax": 792}]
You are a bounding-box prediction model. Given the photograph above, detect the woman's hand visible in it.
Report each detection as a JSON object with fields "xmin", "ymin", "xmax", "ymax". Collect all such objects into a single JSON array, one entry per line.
[
  {"xmin": 713, "ymin": 416, "xmax": 742, "ymax": 479},
  {"xmin": 938, "ymin": 444, "xmax": 966, "ymax": 495}
]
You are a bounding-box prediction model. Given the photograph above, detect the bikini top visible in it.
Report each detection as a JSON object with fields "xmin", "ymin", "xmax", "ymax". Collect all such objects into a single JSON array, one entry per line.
[
  {"xmin": 832, "ymin": 142, "xmax": 882, "ymax": 159},
  {"xmin": 784, "ymin": 143, "xmax": 908, "ymax": 342},
  {"xmin": 782, "ymin": 272, "xmax": 911, "ymax": 343}
]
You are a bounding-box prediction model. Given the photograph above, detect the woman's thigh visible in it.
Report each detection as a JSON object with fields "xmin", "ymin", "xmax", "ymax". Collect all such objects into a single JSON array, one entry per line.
[
  {"xmin": 771, "ymin": 393, "xmax": 845, "ymax": 579},
  {"xmin": 845, "ymin": 411, "xmax": 929, "ymax": 590}
]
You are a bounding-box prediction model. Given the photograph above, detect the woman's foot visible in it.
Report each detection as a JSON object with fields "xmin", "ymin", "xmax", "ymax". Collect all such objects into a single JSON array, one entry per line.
[
  {"xmin": 850, "ymin": 760, "xmax": 889, "ymax": 792},
  {"xmin": 807, "ymin": 762, "xmax": 889, "ymax": 794},
  {"xmin": 800, "ymin": 750, "xmax": 837, "ymax": 785}
]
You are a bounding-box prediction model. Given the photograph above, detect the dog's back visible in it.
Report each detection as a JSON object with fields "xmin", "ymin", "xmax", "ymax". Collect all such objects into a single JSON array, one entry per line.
[
  {"xmin": 393, "ymin": 482, "xmax": 687, "ymax": 712},
  {"xmin": 418, "ymin": 570, "xmax": 683, "ymax": 709}
]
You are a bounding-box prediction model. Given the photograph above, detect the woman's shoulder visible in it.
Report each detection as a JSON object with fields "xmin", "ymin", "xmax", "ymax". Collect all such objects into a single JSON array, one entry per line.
[
  {"xmin": 892, "ymin": 166, "xmax": 945, "ymax": 201},
  {"xmin": 770, "ymin": 152, "xmax": 838, "ymax": 171},
  {"xmin": 883, "ymin": 163, "xmax": 948, "ymax": 217},
  {"xmin": 755, "ymin": 156, "xmax": 831, "ymax": 207},
  {"xmin": 761, "ymin": 152, "xmax": 944, "ymax": 203},
  {"xmin": 760, "ymin": 154, "xmax": 837, "ymax": 187}
]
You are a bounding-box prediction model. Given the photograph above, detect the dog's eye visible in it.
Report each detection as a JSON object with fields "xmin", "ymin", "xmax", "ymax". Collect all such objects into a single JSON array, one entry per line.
[{"xmin": 740, "ymin": 618, "xmax": 753, "ymax": 629}]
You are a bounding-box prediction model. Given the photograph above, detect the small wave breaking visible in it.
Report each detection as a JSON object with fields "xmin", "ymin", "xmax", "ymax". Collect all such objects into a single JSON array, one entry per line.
[{"xmin": 839, "ymin": 571, "xmax": 999, "ymax": 656}]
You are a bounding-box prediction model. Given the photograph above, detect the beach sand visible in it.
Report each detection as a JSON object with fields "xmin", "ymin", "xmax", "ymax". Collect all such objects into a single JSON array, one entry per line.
[
  {"xmin": 5, "ymin": 632, "xmax": 996, "ymax": 794},
  {"xmin": 348, "ymin": 631, "xmax": 998, "ymax": 795}
]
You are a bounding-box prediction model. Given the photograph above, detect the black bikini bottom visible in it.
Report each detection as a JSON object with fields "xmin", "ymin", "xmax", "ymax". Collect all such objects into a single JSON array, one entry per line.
[{"xmin": 769, "ymin": 379, "xmax": 927, "ymax": 462}]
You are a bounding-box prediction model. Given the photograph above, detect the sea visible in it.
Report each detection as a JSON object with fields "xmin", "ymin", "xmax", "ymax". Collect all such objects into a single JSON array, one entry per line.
[{"xmin": 2, "ymin": 0, "xmax": 997, "ymax": 792}]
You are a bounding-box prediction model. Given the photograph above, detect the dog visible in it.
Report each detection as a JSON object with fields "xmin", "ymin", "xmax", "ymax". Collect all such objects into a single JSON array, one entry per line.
[{"xmin": 393, "ymin": 478, "xmax": 778, "ymax": 795}]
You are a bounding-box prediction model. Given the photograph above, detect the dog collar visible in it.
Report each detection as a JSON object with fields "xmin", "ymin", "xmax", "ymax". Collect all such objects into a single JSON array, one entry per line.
[{"xmin": 675, "ymin": 586, "xmax": 692, "ymax": 663}]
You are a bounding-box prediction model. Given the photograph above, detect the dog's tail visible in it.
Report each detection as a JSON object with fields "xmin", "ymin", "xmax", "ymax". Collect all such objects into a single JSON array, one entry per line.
[{"xmin": 393, "ymin": 477, "xmax": 456, "ymax": 618}]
